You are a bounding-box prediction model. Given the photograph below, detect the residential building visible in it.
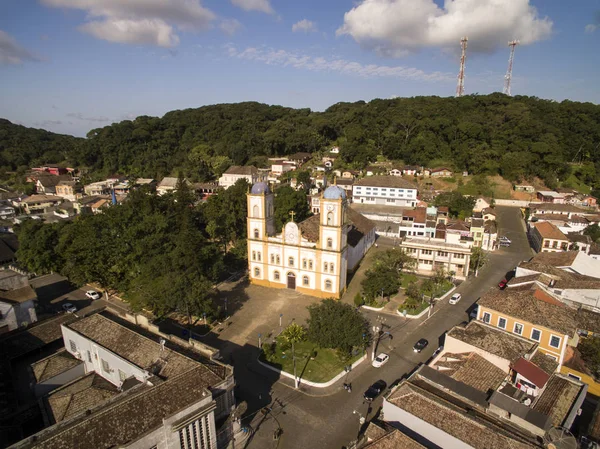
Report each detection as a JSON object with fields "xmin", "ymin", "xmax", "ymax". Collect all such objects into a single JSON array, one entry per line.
[
  {"xmin": 271, "ymin": 159, "xmax": 295, "ymax": 175},
  {"xmin": 400, "ymin": 237, "xmax": 471, "ymax": 279},
  {"xmin": 31, "ymin": 165, "xmax": 69, "ymax": 176},
  {"xmin": 329, "ymin": 146, "xmax": 339, "ymax": 154},
  {"xmin": 90, "ymin": 198, "xmax": 111, "ymax": 214},
  {"xmin": 135, "ymin": 178, "xmax": 156, "ymax": 187},
  {"xmin": 218, "ymin": 166, "xmax": 265, "ymax": 189},
  {"xmin": 0, "ymin": 285, "xmax": 37, "ymax": 333},
  {"xmin": 388, "ymin": 168, "xmax": 402, "ymax": 177},
  {"xmin": 353, "ymin": 176, "xmax": 418, "ymax": 207},
  {"xmin": 14, "ymin": 310, "xmax": 236, "ymax": 449},
  {"xmin": 21, "ymin": 195, "xmax": 63, "ymax": 214},
  {"xmin": 0, "ymin": 205, "xmax": 15, "ymax": 219},
  {"xmin": 364, "ymin": 166, "xmax": 386, "ymax": 177},
  {"xmin": 54, "ymin": 180, "xmax": 81, "ymax": 201},
  {"xmin": 537, "ymin": 190, "xmax": 566, "ymax": 204},
  {"xmin": 35, "ymin": 174, "xmax": 73, "ymax": 195},
  {"xmin": 342, "ymin": 170, "xmax": 357, "ymax": 179},
  {"xmin": 287, "ymin": 152, "xmax": 312, "ymax": 165},
  {"xmin": 530, "ymin": 221, "xmax": 569, "ymax": 253},
  {"xmin": 310, "ymin": 195, "xmax": 321, "ymax": 214},
  {"xmin": 84, "ymin": 181, "xmax": 111, "ymax": 196},
  {"xmin": 475, "ymin": 289, "xmax": 578, "ymax": 365},
  {"xmin": 529, "ymin": 203, "xmax": 587, "ymax": 218},
  {"xmin": 473, "ymin": 197, "xmax": 491, "ymax": 212},
  {"xmin": 429, "ymin": 167, "xmax": 453, "ymax": 177},
  {"xmin": 156, "ymin": 177, "xmax": 180, "ymax": 195},
  {"xmin": 247, "ymin": 184, "xmax": 375, "ymax": 299},
  {"xmin": 516, "ymin": 250, "xmax": 600, "ymax": 279},
  {"xmin": 567, "ymin": 232, "xmax": 594, "ymax": 254},
  {"xmin": 514, "ymin": 184, "xmax": 536, "ymax": 193}
]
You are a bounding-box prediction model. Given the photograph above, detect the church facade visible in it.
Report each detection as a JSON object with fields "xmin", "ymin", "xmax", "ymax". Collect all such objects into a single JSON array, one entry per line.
[{"xmin": 247, "ymin": 183, "xmax": 375, "ymax": 299}]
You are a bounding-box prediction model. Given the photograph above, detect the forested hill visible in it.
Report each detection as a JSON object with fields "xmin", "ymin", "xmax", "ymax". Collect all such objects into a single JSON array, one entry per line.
[{"xmin": 1, "ymin": 94, "xmax": 599, "ymax": 188}]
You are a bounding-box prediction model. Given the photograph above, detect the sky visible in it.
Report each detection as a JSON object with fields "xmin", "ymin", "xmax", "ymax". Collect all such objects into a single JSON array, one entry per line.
[{"xmin": 0, "ymin": 0, "xmax": 599, "ymax": 137}]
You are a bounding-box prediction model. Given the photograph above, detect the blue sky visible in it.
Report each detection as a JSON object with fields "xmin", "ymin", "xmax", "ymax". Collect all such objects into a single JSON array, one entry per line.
[{"xmin": 0, "ymin": 0, "xmax": 598, "ymax": 137}]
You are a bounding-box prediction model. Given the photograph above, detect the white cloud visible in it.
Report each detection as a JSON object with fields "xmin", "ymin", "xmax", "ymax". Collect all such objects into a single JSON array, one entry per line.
[
  {"xmin": 0, "ymin": 30, "xmax": 39, "ymax": 65},
  {"xmin": 585, "ymin": 24, "xmax": 598, "ymax": 33},
  {"xmin": 220, "ymin": 19, "xmax": 242, "ymax": 36},
  {"xmin": 337, "ymin": 0, "xmax": 553, "ymax": 56},
  {"xmin": 231, "ymin": 0, "xmax": 273, "ymax": 14},
  {"xmin": 225, "ymin": 44, "xmax": 452, "ymax": 81},
  {"xmin": 292, "ymin": 19, "xmax": 317, "ymax": 33},
  {"xmin": 41, "ymin": 0, "xmax": 215, "ymax": 47}
]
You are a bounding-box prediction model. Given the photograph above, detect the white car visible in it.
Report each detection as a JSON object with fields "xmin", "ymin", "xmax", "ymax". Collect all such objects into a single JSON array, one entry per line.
[
  {"xmin": 372, "ymin": 353, "xmax": 390, "ymax": 368},
  {"xmin": 85, "ymin": 290, "xmax": 101, "ymax": 300},
  {"xmin": 62, "ymin": 303, "xmax": 77, "ymax": 313},
  {"xmin": 449, "ymin": 293, "xmax": 462, "ymax": 305}
]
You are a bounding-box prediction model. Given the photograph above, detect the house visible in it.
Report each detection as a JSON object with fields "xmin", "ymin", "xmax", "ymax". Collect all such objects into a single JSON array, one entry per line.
[
  {"xmin": 430, "ymin": 167, "xmax": 453, "ymax": 178},
  {"xmin": 156, "ymin": 177, "xmax": 180, "ymax": 195},
  {"xmin": 288, "ymin": 152, "xmax": 312, "ymax": 165},
  {"xmin": 21, "ymin": 195, "xmax": 63, "ymax": 214},
  {"xmin": 271, "ymin": 159, "xmax": 295, "ymax": 175},
  {"xmin": 482, "ymin": 220, "xmax": 498, "ymax": 250},
  {"xmin": 84, "ymin": 181, "xmax": 110, "ymax": 196},
  {"xmin": 134, "ymin": 178, "xmax": 156, "ymax": 187},
  {"xmin": 580, "ymin": 196, "xmax": 598, "ymax": 208},
  {"xmin": 364, "ymin": 165, "xmax": 385, "ymax": 176},
  {"xmin": 54, "ymin": 180, "xmax": 81, "ymax": 201},
  {"xmin": 353, "ymin": 176, "xmax": 418, "ymax": 207},
  {"xmin": 402, "ymin": 165, "xmax": 421, "ymax": 176},
  {"xmin": 537, "ymin": 190, "xmax": 566, "ymax": 204},
  {"xmin": 192, "ymin": 182, "xmax": 219, "ymax": 199},
  {"xmin": 333, "ymin": 177, "xmax": 353, "ymax": 192},
  {"xmin": 35, "ymin": 174, "xmax": 73, "ymax": 195},
  {"xmin": 530, "ymin": 221, "xmax": 569, "ymax": 253},
  {"xmin": 0, "ymin": 285, "xmax": 37, "ymax": 333},
  {"xmin": 329, "ymin": 146, "xmax": 339, "ymax": 154},
  {"xmin": 218, "ymin": 166, "xmax": 265, "ymax": 189},
  {"xmin": 567, "ymin": 232, "xmax": 594, "ymax": 254},
  {"xmin": 310, "ymin": 195, "xmax": 321, "ymax": 214},
  {"xmin": 470, "ymin": 218, "xmax": 485, "ymax": 247},
  {"xmin": 341, "ymin": 170, "xmax": 357, "ymax": 179},
  {"xmin": 473, "ymin": 197, "xmax": 491, "ymax": 212},
  {"xmin": 0, "ymin": 205, "xmax": 15, "ymax": 219},
  {"xmin": 388, "ymin": 168, "xmax": 402, "ymax": 177},
  {"xmin": 516, "ymin": 251, "xmax": 600, "ymax": 280},
  {"xmin": 90, "ymin": 198, "xmax": 110, "ymax": 214},
  {"xmin": 112, "ymin": 181, "xmax": 131, "ymax": 196},
  {"xmin": 529, "ymin": 203, "xmax": 587, "ymax": 218},
  {"xmin": 13, "ymin": 309, "xmax": 237, "ymax": 449},
  {"xmin": 31, "ymin": 165, "xmax": 69, "ymax": 176},
  {"xmin": 400, "ymin": 237, "xmax": 471, "ymax": 279},
  {"xmin": 475, "ymin": 289, "xmax": 578, "ymax": 365},
  {"xmin": 514, "ymin": 184, "xmax": 536, "ymax": 193}
]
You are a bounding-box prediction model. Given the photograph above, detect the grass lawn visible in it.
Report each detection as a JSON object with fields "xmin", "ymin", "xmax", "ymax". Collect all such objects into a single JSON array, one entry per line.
[
  {"xmin": 422, "ymin": 279, "xmax": 454, "ymax": 297},
  {"xmin": 400, "ymin": 273, "xmax": 418, "ymax": 289},
  {"xmin": 399, "ymin": 300, "xmax": 429, "ymax": 316},
  {"xmin": 261, "ymin": 339, "xmax": 363, "ymax": 383}
]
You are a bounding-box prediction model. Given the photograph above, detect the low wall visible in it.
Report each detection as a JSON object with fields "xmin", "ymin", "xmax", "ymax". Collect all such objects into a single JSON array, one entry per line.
[{"xmin": 495, "ymin": 199, "xmax": 531, "ymax": 208}]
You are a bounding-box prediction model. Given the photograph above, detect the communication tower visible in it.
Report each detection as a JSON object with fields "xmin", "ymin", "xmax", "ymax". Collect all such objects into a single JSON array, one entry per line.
[
  {"xmin": 503, "ymin": 40, "xmax": 519, "ymax": 96},
  {"xmin": 455, "ymin": 37, "xmax": 468, "ymax": 97}
]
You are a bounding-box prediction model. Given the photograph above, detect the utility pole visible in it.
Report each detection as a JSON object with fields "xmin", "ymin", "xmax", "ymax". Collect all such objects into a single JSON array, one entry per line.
[
  {"xmin": 455, "ymin": 37, "xmax": 468, "ymax": 97},
  {"xmin": 503, "ymin": 40, "xmax": 519, "ymax": 96}
]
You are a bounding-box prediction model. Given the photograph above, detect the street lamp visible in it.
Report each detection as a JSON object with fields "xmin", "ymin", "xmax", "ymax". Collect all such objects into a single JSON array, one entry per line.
[
  {"xmin": 258, "ymin": 333, "xmax": 262, "ymax": 349},
  {"xmin": 279, "ymin": 313, "xmax": 283, "ymax": 333},
  {"xmin": 353, "ymin": 410, "xmax": 366, "ymax": 437},
  {"xmin": 371, "ymin": 316, "xmax": 386, "ymax": 361}
]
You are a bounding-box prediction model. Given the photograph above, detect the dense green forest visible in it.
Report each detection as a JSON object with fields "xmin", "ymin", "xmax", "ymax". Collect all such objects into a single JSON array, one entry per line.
[{"xmin": 1, "ymin": 94, "xmax": 599, "ymax": 191}]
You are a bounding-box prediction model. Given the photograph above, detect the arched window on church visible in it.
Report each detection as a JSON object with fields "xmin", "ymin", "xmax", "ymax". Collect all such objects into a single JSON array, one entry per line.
[
  {"xmin": 327, "ymin": 238, "xmax": 333, "ymax": 249},
  {"xmin": 325, "ymin": 279, "xmax": 332, "ymax": 291},
  {"xmin": 289, "ymin": 257, "xmax": 294, "ymax": 267},
  {"xmin": 252, "ymin": 251, "xmax": 256, "ymax": 261},
  {"xmin": 274, "ymin": 271, "xmax": 280, "ymax": 281},
  {"xmin": 324, "ymin": 262, "xmax": 328, "ymax": 272},
  {"xmin": 330, "ymin": 263, "xmax": 334, "ymax": 273},
  {"xmin": 327, "ymin": 212, "xmax": 333, "ymax": 226},
  {"xmin": 253, "ymin": 205, "xmax": 259, "ymax": 218},
  {"xmin": 303, "ymin": 276, "xmax": 309, "ymax": 286},
  {"xmin": 302, "ymin": 259, "xmax": 307, "ymax": 269},
  {"xmin": 254, "ymin": 267, "xmax": 260, "ymax": 277},
  {"xmin": 254, "ymin": 229, "xmax": 259, "ymax": 239}
]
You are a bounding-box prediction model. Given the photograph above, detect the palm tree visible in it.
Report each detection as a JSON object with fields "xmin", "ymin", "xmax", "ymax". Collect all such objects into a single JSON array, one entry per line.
[{"xmin": 281, "ymin": 323, "xmax": 307, "ymax": 389}]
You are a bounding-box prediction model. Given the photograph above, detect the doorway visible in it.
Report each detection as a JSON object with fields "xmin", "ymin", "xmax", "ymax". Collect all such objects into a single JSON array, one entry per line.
[{"xmin": 287, "ymin": 273, "xmax": 296, "ymax": 289}]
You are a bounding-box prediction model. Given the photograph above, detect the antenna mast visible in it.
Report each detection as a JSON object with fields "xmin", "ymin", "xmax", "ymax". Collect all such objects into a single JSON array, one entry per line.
[
  {"xmin": 455, "ymin": 37, "xmax": 468, "ymax": 97},
  {"xmin": 503, "ymin": 40, "xmax": 519, "ymax": 96}
]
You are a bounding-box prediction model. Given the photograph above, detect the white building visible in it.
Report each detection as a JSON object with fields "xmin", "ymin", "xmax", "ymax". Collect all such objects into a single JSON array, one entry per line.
[
  {"xmin": 218, "ymin": 166, "xmax": 265, "ymax": 189},
  {"xmin": 0, "ymin": 285, "xmax": 37, "ymax": 333},
  {"xmin": 247, "ymin": 184, "xmax": 375, "ymax": 299},
  {"xmin": 353, "ymin": 176, "xmax": 418, "ymax": 207},
  {"xmin": 400, "ymin": 237, "xmax": 472, "ymax": 279}
]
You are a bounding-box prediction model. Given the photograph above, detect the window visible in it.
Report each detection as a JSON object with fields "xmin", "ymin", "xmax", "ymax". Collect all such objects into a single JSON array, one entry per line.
[
  {"xmin": 254, "ymin": 267, "xmax": 260, "ymax": 277},
  {"xmin": 327, "ymin": 238, "xmax": 333, "ymax": 249},
  {"xmin": 567, "ymin": 373, "xmax": 581, "ymax": 381},
  {"xmin": 498, "ymin": 317, "xmax": 507, "ymax": 329},
  {"xmin": 327, "ymin": 212, "xmax": 333, "ymax": 226},
  {"xmin": 513, "ymin": 323, "xmax": 524, "ymax": 335},
  {"xmin": 271, "ymin": 254, "xmax": 275, "ymax": 263},
  {"xmin": 437, "ymin": 251, "xmax": 448, "ymax": 257},
  {"xmin": 303, "ymin": 276, "xmax": 309, "ymax": 286},
  {"xmin": 330, "ymin": 263, "xmax": 335, "ymax": 273},
  {"xmin": 454, "ymin": 253, "xmax": 465, "ymax": 259},
  {"xmin": 254, "ymin": 229, "xmax": 259, "ymax": 239},
  {"xmin": 87, "ymin": 351, "xmax": 92, "ymax": 363},
  {"xmin": 324, "ymin": 262, "xmax": 329, "ymax": 271},
  {"xmin": 549, "ymin": 335, "xmax": 561, "ymax": 349},
  {"xmin": 422, "ymin": 249, "xmax": 432, "ymax": 255},
  {"xmin": 69, "ymin": 340, "xmax": 77, "ymax": 353},
  {"xmin": 544, "ymin": 241, "xmax": 550, "ymax": 248},
  {"xmin": 257, "ymin": 252, "xmax": 261, "ymax": 262},
  {"xmin": 288, "ymin": 257, "xmax": 294, "ymax": 267},
  {"xmin": 308, "ymin": 260, "xmax": 313, "ymax": 270},
  {"xmin": 274, "ymin": 271, "xmax": 280, "ymax": 281},
  {"xmin": 302, "ymin": 259, "xmax": 307, "ymax": 269},
  {"xmin": 253, "ymin": 205, "xmax": 259, "ymax": 217},
  {"xmin": 483, "ymin": 312, "xmax": 491, "ymax": 324},
  {"xmin": 118, "ymin": 369, "xmax": 127, "ymax": 382},
  {"xmin": 252, "ymin": 251, "xmax": 256, "ymax": 261},
  {"xmin": 531, "ymin": 328, "xmax": 541, "ymax": 342},
  {"xmin": 325, "ymin": 279, "xmax": 332, "ymax": 291},
  {"xmin": 386, "ymin": 199, "xmax": 395, "ymax": 203},
  {"xmin": 101, "ymin": 359, "xmax": 110, "ymax": 373},
  {"xmin": 276, "ymin": 255, "xmax": 280, "ymax": 264}
]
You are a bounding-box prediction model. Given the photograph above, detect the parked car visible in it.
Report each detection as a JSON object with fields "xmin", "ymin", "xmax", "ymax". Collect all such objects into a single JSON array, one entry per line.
[
  {"xmin": 449, "ymin": 293, "xmax": 462, "ymax": 305},
  {"xmin": 413, "ymin": 338, "xmax": 429, "ymax": 353},
  {"xmin": 498, "ymin": 279, "xmax": 508, "ymax": 289},
  {"xmin": 363, "ymin": 380, "xmax": 387, "ymax": 402},
  {"xmin": 85, "ymin": 290, "xmax": 101, "ymax": 300},
  {"xmin": 62, "ymin": 303, "xmax": 77, "ymax": 313},
  {"xmin": 499, "ymin": 237, "xmax": 511, "ymax": 247},
  {"xmin": 372, "ymin": 353, "xmax": 390, "ymax": 368}
]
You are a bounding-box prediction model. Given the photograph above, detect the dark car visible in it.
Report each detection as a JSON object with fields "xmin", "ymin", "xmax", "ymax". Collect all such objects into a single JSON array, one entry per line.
[
  {"xmin": 498, "ymin": 279, "xmax": 508, "ymax": 289},
  {"xmin": 363, "ymin": 380, "xmax": 387, "ymax": 402},
  {"xmin": 413, "ymin": 338, "xmax": 429, "ymax": 353}
]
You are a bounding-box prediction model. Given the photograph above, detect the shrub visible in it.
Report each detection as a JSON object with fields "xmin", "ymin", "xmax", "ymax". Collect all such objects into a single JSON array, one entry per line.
[{"xmin": 354, "ymin": 293, "xmax": 365, "ymax": 307}]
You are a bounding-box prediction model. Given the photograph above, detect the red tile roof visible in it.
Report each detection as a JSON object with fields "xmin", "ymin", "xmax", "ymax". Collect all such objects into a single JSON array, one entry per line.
[
  {"xmin": 533, "ymin": 221, "xmax": 568, "ymax": 241},
  {"xmin": 512, "ymin": 357, "xmax": 550, "ymax": 388}
]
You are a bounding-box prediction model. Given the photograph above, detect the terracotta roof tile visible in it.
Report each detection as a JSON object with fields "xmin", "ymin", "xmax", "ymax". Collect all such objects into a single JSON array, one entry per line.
[
  {"xmin": 355, "ymin": 175, "xmax": 417, "ymax": 189},
  {"xmin": 512, "ymin": 357, "xmax": 550, "ymax": 388},
  {"xmin": 533, "ymin": 221, "xmax": 568, "ymax": 240},
  {"xmin": 533, "ymin": 374, "xmax": 583, "ymax": 427}
]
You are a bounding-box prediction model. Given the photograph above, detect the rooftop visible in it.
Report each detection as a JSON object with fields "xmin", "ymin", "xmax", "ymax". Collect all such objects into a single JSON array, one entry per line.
[
  {"xmin": 478, "ymin": 289, "xmax": 577, "ymax": 335},
  {"xmin": 355, "ymin": 175, "xmax": 417, "ymax": 189},
  {"xmin": 349, "ymin": 203, "xmax": 408, "ymax": 217},
  {"xmin": 575, "ymin": 308, "xmax": 600, "ymax": 334},
  {"xmin": 446, "ymin": 321, "xmax": 535, "ymax": 363},
  {"xmin": 157, "ymin": 177, "xmax": 179, "ymax": 188},
  {"xmin": 223, "ymin": 165, "xmax": 258, "ymax": 175},
  {"xmin": 431, "ymin": 352, "xmax": 507, "ymax": 392},
  {"xmin": 533, "ymin": 374, "xmax": 584, "ymax": 427},
  {"xmin": 347, "ymin": 208, "xmax": 376, "ymax": 247},
  {"xmin": 363, "ymin": 426, "xmax": 425, "ymax": 449},
  {"xmin": 537, "ymin": 191, "xmax": 564, "ymax": 198},
  {"xmin": 530, "ymin": 203, "xmax": 587, "ymax": 214},
  {"xmin": 401, "ymin": 237, "xmax": 472, "ymax": 251},
  {"xmin": 533, "ymin": 221, "xmax": 568, "ymax": 240},
  {"xmin": 22, "ymin": 194, "xmax": 63, "ymax": 204},
  {"xmin": 0, "ymin": 285, "xmax": 37, "ymax": 304},
  {"xmin": 530, "ymin": 350, "xmax": 559, "ymax": 375},
  {"xmin": 512, "ymin": 357, "xmax": 550, "ymax": 388},
  {"xmin": 386, "ymin": 382, "xmax": 537, "ymax": 449},
  {"xmin": 31, "ymin": 349, "xmax": 82, "ymax": 383}
]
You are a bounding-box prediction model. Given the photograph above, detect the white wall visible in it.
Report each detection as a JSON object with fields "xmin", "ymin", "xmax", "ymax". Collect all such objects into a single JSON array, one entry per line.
[{"xmin": 443, "ymin": 334, "xmax": 511, "ymax": 373}]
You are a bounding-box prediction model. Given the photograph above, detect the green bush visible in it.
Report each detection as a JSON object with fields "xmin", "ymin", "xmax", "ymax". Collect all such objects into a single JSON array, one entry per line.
[{"xmin": 354, "ymin": 293, "xmax": 365, "ymax": 307}]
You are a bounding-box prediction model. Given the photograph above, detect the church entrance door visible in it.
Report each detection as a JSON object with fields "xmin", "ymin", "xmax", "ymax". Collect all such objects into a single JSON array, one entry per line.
[{"xmin": 287, "ymin": 273, "xmax": 296, "ymax": 289}]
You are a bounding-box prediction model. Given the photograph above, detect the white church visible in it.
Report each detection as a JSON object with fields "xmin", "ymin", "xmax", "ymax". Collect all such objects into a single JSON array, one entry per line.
[{"xmin": 247, "ymin": 182, "xmax": 376, "ymax": 299}]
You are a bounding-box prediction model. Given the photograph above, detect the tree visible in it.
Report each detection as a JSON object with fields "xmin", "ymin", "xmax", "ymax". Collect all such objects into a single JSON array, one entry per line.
[
  {"xmin": 273, "ymin": 185, "xmax": 311, "ymax": 230},
  {"xmin": 434, "ymin": 192, "xmax": 476, "ymax": 219},
  {"xmin": 361, "ymin": 267, "xmax": 401, "ymax": 301},
  {"xmin": 372, "ymin": 248, "xmax": 415, "ymax": 272},
  {"xmin": 470, "ymin": 247, "xmax": 488, "ymax": 272},
  {"xmin": 280, "ymin": 323, "xmax": 307, "ymax": 388},
  {"xmin": 584, "ymin": 224, "xmax": 600, "ymax": 243},
  {"xmin": 16, "ymin": 220, "xmax": 64, "ymax": 274},
  {"xmin": 578, "ymin": 337, "xmax": 600, "ymax": 378},
  {"xmin": 307, "ymin": 299, "xmax": 369, "ymax": 354}
]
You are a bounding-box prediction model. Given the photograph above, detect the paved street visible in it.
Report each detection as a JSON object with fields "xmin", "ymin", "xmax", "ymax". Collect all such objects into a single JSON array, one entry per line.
[{"xmin": 220, "ymin": 206, "xmax": 536, "ymax": 449}]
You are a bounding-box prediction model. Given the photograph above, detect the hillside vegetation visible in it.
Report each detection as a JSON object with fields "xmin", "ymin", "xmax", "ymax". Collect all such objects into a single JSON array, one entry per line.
[{"xmin": 1, "ymin": 94, "xmax": 599, "ymax": 192}]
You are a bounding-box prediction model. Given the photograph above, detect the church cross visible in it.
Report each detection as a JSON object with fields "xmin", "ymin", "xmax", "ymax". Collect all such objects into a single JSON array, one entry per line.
[{"xmin": 289, "ymin": 211, "xmax": 296, "ymax": 222}]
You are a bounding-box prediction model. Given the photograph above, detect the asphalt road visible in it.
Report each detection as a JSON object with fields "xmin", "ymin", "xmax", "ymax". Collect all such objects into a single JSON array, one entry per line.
[{"xmin": 241, "ymin": 206, "xmax": 536, "ymax": 449}]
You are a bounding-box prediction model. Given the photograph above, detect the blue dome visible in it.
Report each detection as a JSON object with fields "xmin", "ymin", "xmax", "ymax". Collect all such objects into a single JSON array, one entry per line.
[
  {"xmin": 323, "ymin": 185, "xmax": 347, "ymax": 200},
  {"xmin": 251, "ymin": 182, "xmax": 270, "ymax": 194}
]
